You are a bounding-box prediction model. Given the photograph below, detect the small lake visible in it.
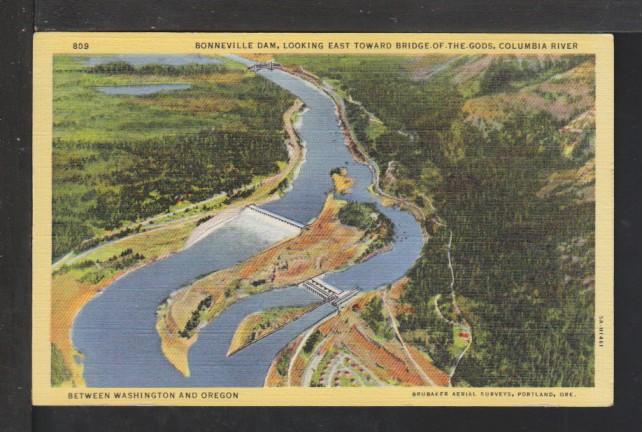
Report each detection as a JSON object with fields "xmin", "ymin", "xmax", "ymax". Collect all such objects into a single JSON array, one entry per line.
[
  {"xmin": 97, "ymin": 84, "xmax": 191, "ymax": 96},
  {"xmin": 84, "ymin": 55, "xmax": 221, "ymax": 66}
]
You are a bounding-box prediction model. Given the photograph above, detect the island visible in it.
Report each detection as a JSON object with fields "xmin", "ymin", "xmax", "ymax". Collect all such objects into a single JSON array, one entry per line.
[
  {"xmin": 156, "ymin": 190, "xmax": 394, "ymax": 377},
  {"xmin": 227, "ymin": 304, "xmax": 320, "ymax": 357}
]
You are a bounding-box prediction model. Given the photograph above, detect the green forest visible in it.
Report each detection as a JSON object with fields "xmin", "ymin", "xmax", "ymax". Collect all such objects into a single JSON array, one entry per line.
[
  {"xmin": 53, "ymin": 56, "xmax": 294, "ymax": 258},
  {"xmin": 278, "ymin": 54, "xmax": 595, "ymax": 386}
]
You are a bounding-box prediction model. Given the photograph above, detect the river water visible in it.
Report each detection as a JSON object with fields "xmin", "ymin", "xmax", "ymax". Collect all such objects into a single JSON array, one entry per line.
[{"xmin": 72, "ymin": 55, "xmax": 423, "ymax": 387}]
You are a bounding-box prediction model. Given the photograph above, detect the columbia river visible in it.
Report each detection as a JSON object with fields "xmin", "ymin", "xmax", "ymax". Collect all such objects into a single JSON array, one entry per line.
[{"xmin": 72, "ymin": 55, "xmax": 423, "ymax": 386}]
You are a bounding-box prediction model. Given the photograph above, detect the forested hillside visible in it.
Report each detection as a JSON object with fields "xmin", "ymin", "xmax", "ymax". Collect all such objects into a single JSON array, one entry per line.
[
  {"xmin": 53, "ymin": 56, "xmax": 294, "ymax": 258},
  {"xmin": 277, "ymin": 54, "xmax": 596, "ymax": 386}
]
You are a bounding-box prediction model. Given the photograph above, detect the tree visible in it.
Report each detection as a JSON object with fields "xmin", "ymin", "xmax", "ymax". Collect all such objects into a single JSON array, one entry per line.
[
  {"xmin": 362, "ymin": 297, "xmax": 384, "ymax": 331},
  {"xmin": 419, "ymin": 161, "xmax": 442, "ymax": 193}
]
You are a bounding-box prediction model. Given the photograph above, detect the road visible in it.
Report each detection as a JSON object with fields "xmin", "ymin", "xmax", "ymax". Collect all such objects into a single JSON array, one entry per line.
[
  {"xmin": 382, "ymin": 289, "xmax": 437, "ymax": 386},
  {"xmin": 53, "ymin": 98, "xmax": 306, "ymax": 271},
  {"xmin": 324, "ymin": 82, "xmax": 432, "ymax": 234},
  {"xmin": 323, "ymin": 352, "xmax": 383, "ymax": 387},
  {"xmin": 443, "ymin": 230, "xmax": 472, "ymax": 383},
  {"xmin": 286, "ymin": 66, "xmax": 431, "ymax": 239},
  {"xmin": 287, "ymin": 310, "xmax": 338, "ymax": 386}
]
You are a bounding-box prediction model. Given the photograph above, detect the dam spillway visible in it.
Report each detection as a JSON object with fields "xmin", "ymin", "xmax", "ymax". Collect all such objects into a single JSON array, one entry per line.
[{"xmin": 246, "ymin": 205, "xmax": 306, "ymax": 230}]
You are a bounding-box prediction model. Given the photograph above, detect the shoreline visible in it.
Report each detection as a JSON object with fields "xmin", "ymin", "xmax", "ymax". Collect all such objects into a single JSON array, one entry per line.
[
  {"xmin": 154, "ymin": 192, "xmax": 393, "ymax": 376},
  {"xmin": 258, "ymin": 65, "xmax": 438, "ymax": 387},
  {"xmin": 54, "ymin": 98, "xmax": 307, "ymax": 387},
  {"xmin": 289, "ymin": 68, "xmax": 469, "ymax": 385},
  {"xmin": 62, "ymin": 62, "xmax": 427, "ymax": 387},
  {"xmin": 52, "ymin": 249, "xmax": 177, "ymax": 386},
  {"xmin": 225, "ymin": 303, "xmax": 321, "ymax": 357},
  {"xmin": 282, "ymin": 65, "xmax": 429, "ymax": 241}
]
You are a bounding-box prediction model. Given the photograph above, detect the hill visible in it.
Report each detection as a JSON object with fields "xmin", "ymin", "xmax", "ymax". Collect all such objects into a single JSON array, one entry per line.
[{"xmin": 275, "ymin": 54, "xmax": 596, "ymax": 386}]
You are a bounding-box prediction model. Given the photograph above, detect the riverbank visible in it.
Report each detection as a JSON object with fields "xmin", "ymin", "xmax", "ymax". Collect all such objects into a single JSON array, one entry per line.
[
  {"xmin": 51, "ymin": 223, "xmax": 194, "ymax": 386},
  {"xmin": 52, "ymin": 55, "xmax": 295, "ymax": 259},
  {"xmin": 155, "ymin": 193, "xmax": 395, "ymax": 376},
  {"xmin": 253, "ymin": 64, "xmax": 448, "ymax": 388},
  {"xmin": 226, "ymin": 304, "xmax": 319, "ymax": 356},
  {"xmin": 265, "ymin": 289, "xmax": 449, "ymax": 387},
  {"xmin": 52, "ymin": 98, "xmax": 307, "ymax": 387},
  {"xmin": 282, "ymin": 66, "xmax": 429, "ymax": 239},
  {"xmin": 68, "ymin": 57, "xmax": 427, "ymax": 388}
]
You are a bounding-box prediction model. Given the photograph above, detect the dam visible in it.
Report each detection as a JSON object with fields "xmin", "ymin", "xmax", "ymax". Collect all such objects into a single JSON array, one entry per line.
[
  {"xmin": 246, "ymin": 205, "xmax": 306, "ymax": 230},
  {"xmin": 72, "ymin": 54, "xmax": 423, "ymax": 387}
]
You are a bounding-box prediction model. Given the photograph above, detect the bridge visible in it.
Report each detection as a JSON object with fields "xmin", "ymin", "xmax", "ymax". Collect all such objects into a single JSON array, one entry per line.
[
  {"xmin": 246, "ymin": 205, "xmax": 306, "ymax": 230},
  {"xmin": 247, "ymin": 61, "xmax": 282, "ymax": 72},
  {"xmin": 331, "ymin": 289, "xmax": 360, "ymax": 307}
]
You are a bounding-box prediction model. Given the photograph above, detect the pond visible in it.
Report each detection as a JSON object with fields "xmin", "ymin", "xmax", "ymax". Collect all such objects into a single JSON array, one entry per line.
[{"xmin": 97, "ymin": 84, "xmax": 192, "ymax": 96}]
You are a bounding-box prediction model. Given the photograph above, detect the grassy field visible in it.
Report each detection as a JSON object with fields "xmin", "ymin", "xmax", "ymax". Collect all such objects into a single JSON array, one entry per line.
[
  {"xmin": 51, "ymin": 95, "xmax": 307, "ymax": 387},
  {"xmin": 53, "ymin": 55, "xmax": 295, "ymax": 258},
  {"xmin": 50, "ymin": 55, "xmax": 303, "ymax": 386},
  {"xmin": 54, "ymin": 56, "xmax": 257, "ymax": 142}
]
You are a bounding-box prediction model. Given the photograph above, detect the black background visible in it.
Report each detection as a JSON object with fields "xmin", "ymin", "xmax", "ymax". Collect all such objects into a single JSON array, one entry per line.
[
  {"xmin": 1, "ymin": 0, "xmax": 641, "ymax": 431},
  {"xmin": 31, "ymin": 0, "xmax": 642, "ymax": 33}
]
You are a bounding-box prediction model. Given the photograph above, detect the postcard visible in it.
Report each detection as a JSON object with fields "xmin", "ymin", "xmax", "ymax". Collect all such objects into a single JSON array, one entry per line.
[{"xmin": 33, "ymin": 33, "xmax": 613, "ymax": 406}]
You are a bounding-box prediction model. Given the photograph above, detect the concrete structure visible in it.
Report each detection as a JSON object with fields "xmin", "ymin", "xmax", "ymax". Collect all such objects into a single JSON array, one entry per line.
[
  {"xmin": 247, "ymin": 62, "xmax": 282, "ymax": 72},
  {"xmin": 300, "ymin": 278, "xmax": 360, "ymax": 309},
  {"xmin": 300, "ymin": 277, "xmax": 342, "ymax": 300},
  {"xmin": 246, "ymin": 205, "xmax": 306, "ymax": 230},
  {"xmin": 331, "ymin": 289, "xmax": 360, "ymax": 307}
]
